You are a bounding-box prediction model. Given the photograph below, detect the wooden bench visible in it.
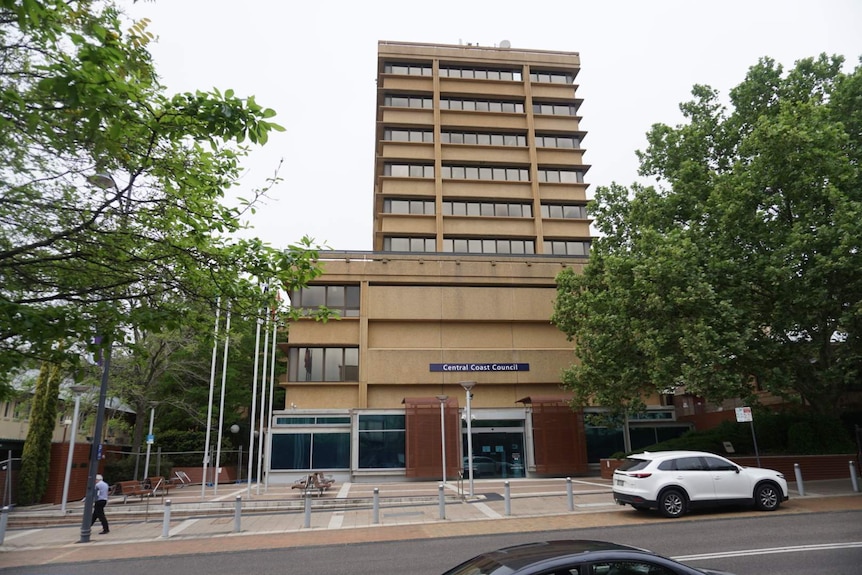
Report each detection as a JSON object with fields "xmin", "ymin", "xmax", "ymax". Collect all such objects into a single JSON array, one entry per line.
[
  {"xmin": 146, "ymin": 476, "xmax": 175, "ymax": 496},
  {"xmin": 291, "ymin": 472, "xmax": 335, "ymax": 497},
  {"xmin": 115, "ymin": 480, "xmax": 154, "ymax": 503}
]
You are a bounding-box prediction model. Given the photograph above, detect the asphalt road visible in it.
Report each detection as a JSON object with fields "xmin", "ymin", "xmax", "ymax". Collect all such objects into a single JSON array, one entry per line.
[{"xmin": 1, "ymin": 509, "xmax": 860, "ymax": 575}]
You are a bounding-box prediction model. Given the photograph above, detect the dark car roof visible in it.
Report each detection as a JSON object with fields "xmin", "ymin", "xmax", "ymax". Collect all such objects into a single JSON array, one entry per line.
[{"xmin": 455, "ymin": 540, "xmax": 652, "ymax": 572}]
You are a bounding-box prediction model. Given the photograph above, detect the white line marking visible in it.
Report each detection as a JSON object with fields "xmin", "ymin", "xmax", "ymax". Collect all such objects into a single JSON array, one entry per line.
[{"xmin": 674, "ymin": 541, "xmax": 862, "ymax": 561}]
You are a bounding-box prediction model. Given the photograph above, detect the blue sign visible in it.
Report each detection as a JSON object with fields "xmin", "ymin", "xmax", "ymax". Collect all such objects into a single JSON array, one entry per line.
[
  {"xmin": 146, "ymin": 434, "xmax": 155, "ymax": 445},
  {"xmin": 429, "ymin": 363, "xmax": 530, "ymax": 372}
]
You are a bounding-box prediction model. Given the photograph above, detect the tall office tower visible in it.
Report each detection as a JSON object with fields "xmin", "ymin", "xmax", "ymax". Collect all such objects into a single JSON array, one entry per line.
[
  {"xmin": 374, "ymin": 40, "xmax": 591, "ymax": 258},
  {"xmin": 274, "ymin": 42, "xmax": 678, "ymax": 484}
]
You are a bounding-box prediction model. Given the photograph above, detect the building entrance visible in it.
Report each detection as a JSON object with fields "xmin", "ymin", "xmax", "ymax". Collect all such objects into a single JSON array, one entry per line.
[{"xmin": 463, "ymin": 424, "xmax": 525, "ymax": 478}]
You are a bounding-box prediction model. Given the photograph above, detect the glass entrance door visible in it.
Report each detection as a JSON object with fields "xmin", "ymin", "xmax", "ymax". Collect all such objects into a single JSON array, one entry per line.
[{"xmin": 462, "ymin": 426, "xmax": 525, "ymax": 478}]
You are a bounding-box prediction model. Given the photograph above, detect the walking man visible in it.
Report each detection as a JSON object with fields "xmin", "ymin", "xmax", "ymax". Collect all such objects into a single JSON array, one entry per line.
[{"xmin": 91, "ymin": 474, "xmax": 110, "ymax": 534}]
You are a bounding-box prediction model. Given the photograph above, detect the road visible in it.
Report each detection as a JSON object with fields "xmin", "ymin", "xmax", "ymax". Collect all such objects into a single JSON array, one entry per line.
[{"xmin": 1, "ymin": 509, "xmax": 860, "ymax": 574}]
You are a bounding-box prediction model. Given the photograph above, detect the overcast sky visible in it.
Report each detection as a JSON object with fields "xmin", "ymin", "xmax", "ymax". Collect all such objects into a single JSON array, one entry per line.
[{"xmin": 127, "ymin": 0, "xmax": 862, "ymax": 252}]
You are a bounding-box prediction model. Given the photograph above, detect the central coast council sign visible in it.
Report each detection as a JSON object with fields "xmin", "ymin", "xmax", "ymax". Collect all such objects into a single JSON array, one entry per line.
[{"xmin": 429, "ymin": 363, "xmax": 530, "ymax": 372}]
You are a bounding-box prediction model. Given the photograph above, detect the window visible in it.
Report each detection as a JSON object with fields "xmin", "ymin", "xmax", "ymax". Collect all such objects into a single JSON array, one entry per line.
[
  {"xmin": 287, "ymin": 347, "xmax": 359, "ymax": 382},
  {"xmin": 290, "ymin": 285, "xmax": 360, "ymax": 317},
  {"xmin": 270, "ymin": 432, "xmax": 350, "ymax": 470},
  {"xmin": 383, "ymin": 199, "xmax": 435, "ymax": 215},
  {"xmin": 383, "ymin": 236, "xmax": 435, "ymax": 252},
  {"xmin": 541, "ymin": 203, "xmax": 587, "ymax": 219},
  {"xmin": 543, "ymin": 240, "xmax": 591, "ymax": 256},
  {"xmin": 441, "ymin": 98, "xmax": 524, "ymax": 113},
  {"xmin": 592, "ymin": 561, "xmax": 674, "ymax": 575},
  {"xmin": 359, "ymin": 414, "xmax": 406, "ymax": 469},
  {"xmin": 384, "ymin": 62, "xmax": 432, "ymax": 76},
  {"xmin": 383, "ymin": 129, "xmax": 433, "ymax": 143},
  {"xmin": 443, "ymin": 238, "xmax": 535, "ymax": 254},
  {"xmin": 384, "ymin": 163, "xmax": 434, "ymax": 178}
]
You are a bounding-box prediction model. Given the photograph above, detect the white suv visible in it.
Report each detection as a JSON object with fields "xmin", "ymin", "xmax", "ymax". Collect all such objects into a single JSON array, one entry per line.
[{"xmin": 612, "ymin": 450, "xmax": 788, "ymax": 518}]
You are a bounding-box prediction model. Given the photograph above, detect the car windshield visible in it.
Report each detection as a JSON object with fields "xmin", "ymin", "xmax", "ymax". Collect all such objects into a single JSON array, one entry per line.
[{"xmin": 617, "ymin": 458, "xmax": 650, "ymax": 472}]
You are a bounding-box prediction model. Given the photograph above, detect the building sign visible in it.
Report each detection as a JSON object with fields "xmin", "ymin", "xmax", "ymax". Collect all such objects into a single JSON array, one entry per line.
[{"xmin": 429, "ymin": 363, "xmax": 530, "ymax": 372}]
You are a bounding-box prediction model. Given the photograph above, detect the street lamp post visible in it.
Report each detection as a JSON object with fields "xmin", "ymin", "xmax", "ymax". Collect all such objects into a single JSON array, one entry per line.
[
  {"xmin": 79, "ymin": 339, "xmax": 112, "ymax": 543},
  {"xmin": 460, "ymin": 381, "xmax": 476, "ymax": 497},
  {"xmin": 435, "ymin": 395, "xmax": 448, "ymax": 484},
  {"xmin": 61, "ymin": 385, "xmax": 90, "ymax": 513},
  {"xmin": 80, "ymin": 171, "xmax": 121, "ymax": 543}
]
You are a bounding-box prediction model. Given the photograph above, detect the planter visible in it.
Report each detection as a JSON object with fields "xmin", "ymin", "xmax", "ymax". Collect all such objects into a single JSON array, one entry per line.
[{"xmin": 600, "ymin": 458, "xmax": 625, "ymax": 479}]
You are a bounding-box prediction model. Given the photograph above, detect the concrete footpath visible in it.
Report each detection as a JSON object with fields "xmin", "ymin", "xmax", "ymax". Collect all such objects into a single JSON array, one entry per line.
[{"xmin": 1, "ymin": 476, "xmax": 861, "ymax": 569}]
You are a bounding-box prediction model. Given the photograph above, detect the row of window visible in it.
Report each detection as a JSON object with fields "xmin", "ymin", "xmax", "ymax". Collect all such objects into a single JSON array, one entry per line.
[
  {"xmin": 383, "ymin": 63, "xmax": 574, "ymax": 86},
  {"xmin": 382, "ymin": 236, "xmax": 591, "ymax": 255},
  {"xmin": 440, "ymin": 98, "xmax": 525, "ymax": 113},
  {"xmin": 384, "ymin": 164, "xmax": 586, "ymax": 184},
  {"xmin": 441, "ymin": 165, "xmax": 530, "ymax": 181},
  {"xmin": 289, "ymin": 285, "xmax": 360, "ymax": 317},
  {"xmin": 444, "ymin": 201, "xmax": 532, "ymax": 218},
  {"xmin": 383, "ymin": 129, "xmax": 580, "ymax": 150},
  {"xmin": 271, "ymin": 414, "xmax": 407, "ymax": 470},
  {"xmin": 384, "ymin": 199, "xmax": 588, "ymax": 220},
  {"xmin": 383, "ymin": 95, "xmax": 577, "ymax": 116},
  {"xmin": 441, "ymin": 131, "xmax": 526, "ymax": 147}
]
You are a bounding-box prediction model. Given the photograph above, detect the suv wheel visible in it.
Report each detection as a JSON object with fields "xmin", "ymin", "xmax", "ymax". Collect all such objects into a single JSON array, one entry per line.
[
  {"xmin": 755, "ymin": 482, "xmax": 781, "ymax": 511},
  {"xmin": 659, "ymin": 488, "xmax": 687, "ymax": 518}
]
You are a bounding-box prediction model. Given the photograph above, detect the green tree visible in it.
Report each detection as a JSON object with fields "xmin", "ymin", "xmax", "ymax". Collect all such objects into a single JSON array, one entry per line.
[
  {"xmin": 18, "ymin": 362, "xmax": 64, "ymax": 505},
  {"xmin": 0, "ymin": 1, "xmax": 322, "ymax": 389},
  {"xmin": 553, "ymin": 54, "xmax": 862, "ymax": 417}
]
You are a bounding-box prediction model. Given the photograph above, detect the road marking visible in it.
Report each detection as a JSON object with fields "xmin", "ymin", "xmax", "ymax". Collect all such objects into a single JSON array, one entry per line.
[
  {"xmin": 328, "ymin": 511, "xmax": 344, "ymax": 529},
  {"xmin": 473, "ymin": 501, "xmax": 502, "ymax": 518},
  {"xmin": 1, "ymin": 528, "xmax": 41, "ymax": 541},
  {"xmin": 674, "ymin": 541, "xmax": 862, "ymax": 561},
  {"xmin": 169, "ymin": 518, "xmax": 198, "ymax": 536}
]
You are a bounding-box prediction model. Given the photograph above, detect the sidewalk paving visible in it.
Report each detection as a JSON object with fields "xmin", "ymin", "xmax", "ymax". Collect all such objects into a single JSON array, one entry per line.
[{"xmin": 1, "ymin": 476, "xmax": 860, "ymax": 570}]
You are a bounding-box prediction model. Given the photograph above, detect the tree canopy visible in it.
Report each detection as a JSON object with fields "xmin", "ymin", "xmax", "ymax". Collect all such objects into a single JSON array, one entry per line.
[
  {"xmin": 0, "ymin": 0, "xmax": 323, "ymax": 395},
  {"xmin": 553, "ymin": 54, "xmax": 862, "ymax": 416}
]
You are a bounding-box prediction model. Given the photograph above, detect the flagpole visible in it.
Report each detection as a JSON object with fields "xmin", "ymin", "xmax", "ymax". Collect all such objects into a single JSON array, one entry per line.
[
  {"xmin": 201, "ymin": 299, "xmax": 221, "ymax": 499},
  {"xmin": 213, "ymin": 303, "xmax": 231, "ymax": 495},
  {"xmin": 246, "ymin": 310, "xmax": 263, "ymax": 497},
  {"xmin": 255, "ymin": 311, "xmax": 270, "ymax": 495},
  {"xmin": 264, "ymin": 302, "xmax": 278, "ymax": 490}
]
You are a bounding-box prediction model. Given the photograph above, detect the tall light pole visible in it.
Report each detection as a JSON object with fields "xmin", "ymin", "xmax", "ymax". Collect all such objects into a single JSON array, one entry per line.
[
  {"xmin": 436, "ymin": 395, "xmax": 448, "ymax": 484},
  {"xmin": 460, "ymin": 381, "xmax": 476, "ymax": 497},
  {"xmin": 80, "ymin": 171, "xmax": 122, "ymax": 543},
  {"xmin": 79, "ymin": 338, "xmax": 112, "ymax": 543},
  {"xmin": 61, "ymin": 385, "xmax": 89, "ymax": 513}
]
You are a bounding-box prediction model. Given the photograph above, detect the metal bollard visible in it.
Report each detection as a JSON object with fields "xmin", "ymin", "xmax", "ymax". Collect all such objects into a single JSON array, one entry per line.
[
  {"xmin": 438, "ymin": 483, "xmax": 446, "ymax": 520},
  {"xmin": 234, "ymin": 495, "xmax": 242, "ymax": 533},
  {"xmin": 850, "ymin": 461, "xmax": 859, "ymax": 493},
  {"xmin": 373, "ymin": 488, "xmax": 380, "ymax": 524},
  {"xmin": 566, "ymin": 477, "xmax": 574, "ymax": 511},
  {"xmin": 161, "ymin": 499, "xmax": 172, "ymax": 538},
  {"xmin": 304, "ymin": 493, "xmax": 312, "ymax": 528},
  {"xmin": 0, "ymin": 506, "xmax": 8, "ymax": 545},
  {"xmin": 794, "ymin": 463, "xmax": 805, "ymax": 496},
  {"xmin": 504, "ymin": 481, "xmax": 511, "ymax": 516}
]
